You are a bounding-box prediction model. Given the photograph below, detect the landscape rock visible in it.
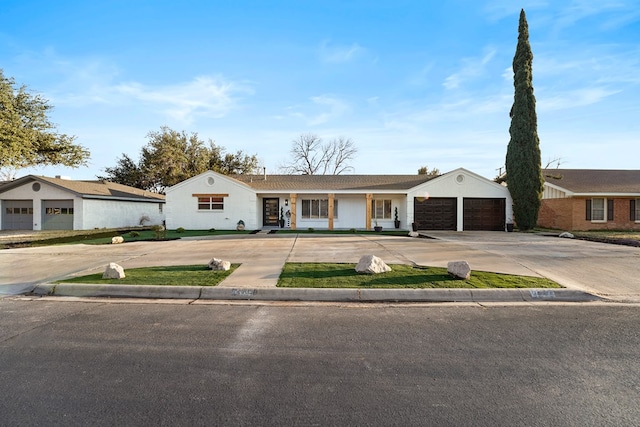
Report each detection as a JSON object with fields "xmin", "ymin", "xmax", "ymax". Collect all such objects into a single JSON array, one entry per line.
[
  {"xmin": 408, "ymin": 231, "xmax": 419, "ymax": 238},
  {"xmin": 208, "ymin": 258, "xmax": 231, "ymax": 271},
  {"xmin": 103, "ymin": 262, "xmax": 126, "ymax": 279},
  {"xmin": 355, "ymin": 255, "xmax": 392, "ymax": 274},
  {"xmin": 559, "ymin": 232, "xmax": 574, "ymax": 239},
  {"xmin": 111, "ymin": 236, "xmax": 124, "ymax": 244},
  {"xmin": 447, "ymin": 260, "xmax": 471, "ymax": 280}
]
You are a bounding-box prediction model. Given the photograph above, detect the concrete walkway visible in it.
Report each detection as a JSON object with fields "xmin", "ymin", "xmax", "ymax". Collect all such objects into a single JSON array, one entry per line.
[{"xmin": 2, "ymin": 232, "xmax": 639, "ymax": 303}]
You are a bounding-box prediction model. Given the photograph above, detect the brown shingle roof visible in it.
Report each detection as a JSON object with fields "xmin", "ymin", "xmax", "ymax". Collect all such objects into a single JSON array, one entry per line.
[
  {"xmin": 231, "ymin": 174, "xmax": 437, "ymax": 191},
  {"xmin": 0, "ymin": 175, "xmax": 165, "ymax": 201},
  {"xmin": 543, "ymin": 169, "xmax": 640, "ymax": 194}
]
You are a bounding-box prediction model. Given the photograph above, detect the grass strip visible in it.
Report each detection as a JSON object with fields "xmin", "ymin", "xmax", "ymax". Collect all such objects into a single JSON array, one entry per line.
[
  {"xmin": 277, "ymin": 263, "xmax": 562, "ymax": 289},
  {"xmin": 56, "ymin": 264, "xmax": 239, "ymax": 286}
]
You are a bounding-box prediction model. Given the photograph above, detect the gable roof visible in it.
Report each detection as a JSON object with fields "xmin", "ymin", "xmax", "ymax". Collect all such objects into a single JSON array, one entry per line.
[
  {"xmin": 230, "ymin": 174, "xmax": 437, "ymax": 191},
  {"xmin": 543, "ymin": 169, "xmax": 640, "ymax": 194},
  {"xmin": 0, "ymin": 175, "xmax": 165, "ymax": 202}
]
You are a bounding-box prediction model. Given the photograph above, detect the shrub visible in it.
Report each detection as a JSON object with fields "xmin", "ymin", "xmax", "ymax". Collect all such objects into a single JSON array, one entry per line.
[
  {"xmin": 349, "ymin": 228, "xmax": 357, "ymax": 233},
  {"xmin": 176, "ymin": 227, "xmax": 185, "ymax": 233},
  {"xmin": 151, "ymin": 224, "xmax": 166, "ymax": 240},
  {"xmin": 308, "ymin": 227, "xmax": 314, "ymax": 233},
  {"xmin": 129, "ymin": 231, "xmax": 140, "ymax": 238},
  {"xmin": 208, "ymin": 228, "xmax": 216, "ymax": 232}
]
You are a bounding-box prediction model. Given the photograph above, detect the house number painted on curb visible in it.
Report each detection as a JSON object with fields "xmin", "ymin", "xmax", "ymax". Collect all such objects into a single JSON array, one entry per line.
[
  {"xmin": 231, "ymin": 289, "xmax": 257, "ymax": 296},
  {"xmin": 529, "ymin": 290, "xmax": 556, "ymax": 299}
]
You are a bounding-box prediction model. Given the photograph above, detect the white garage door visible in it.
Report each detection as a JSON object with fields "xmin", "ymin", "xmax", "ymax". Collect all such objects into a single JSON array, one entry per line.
[
  {"xmin": 42, "ymin": 200, "xmax": 74, "ymax": 230},
  {"xmin": 2, "ymin": 200, "xmax": 34, "ymax": 230}
]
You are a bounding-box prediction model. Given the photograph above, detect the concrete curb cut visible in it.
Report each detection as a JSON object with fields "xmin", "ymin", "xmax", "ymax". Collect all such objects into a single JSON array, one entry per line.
[{"xmin": 32, "ymin": 283, "xmax": 602, "ymax": 303}]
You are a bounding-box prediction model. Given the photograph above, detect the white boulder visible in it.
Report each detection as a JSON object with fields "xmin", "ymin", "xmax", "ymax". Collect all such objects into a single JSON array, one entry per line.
[
  {"xmin": 408, "ymin": 231, "xmax": 419, "ymax": 238},
  {"xmin": 111, "ymin": 236, "xmax": 124, "ymax": 244},
  {"xmin": 447, "ymin": 260, "xmax": 471, "ymax": 280},
  {"xmin": 559, "ymin": 232, "xmax": 574, "ymax": 239},
  {"xmin": 103, "ymin": 262, "xmax": 125, "ymax": 279},
  {"xmin": 208, "ymin": 258, "xmax": 231, "ymax": 271},
  {"xmin": 355, "ymin": 255, "xmax": 392, "ymax": 274}
]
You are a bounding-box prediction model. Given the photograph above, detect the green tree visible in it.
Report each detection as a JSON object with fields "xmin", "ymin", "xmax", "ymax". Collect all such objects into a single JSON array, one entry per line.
[
  {"xmin": 0, "ymin": 70, "xmax": 89, "ymax": 178},
  {"xmin": 417, "ymin": 166, "xmax": 440, "ymax": 176},
  {"xmin": 99, "ymin": 126, "xmax": 259, "ymax": 193},
  {"xmin": 505, "ymin": 9, "xmax": 544, "ymax": 231},
  {"xmin": 99, "ymin": 154, "xmax": 144, "ymax": 189}
]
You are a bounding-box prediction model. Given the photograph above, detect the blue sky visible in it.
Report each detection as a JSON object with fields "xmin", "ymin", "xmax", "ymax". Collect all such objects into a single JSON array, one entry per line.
[{"xmin": 2, "ymin": 0, "xmax": 639, "ymax": 180}]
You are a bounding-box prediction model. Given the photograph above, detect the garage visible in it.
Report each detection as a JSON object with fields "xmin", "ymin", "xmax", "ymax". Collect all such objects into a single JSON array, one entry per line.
[
  {"xmin": 42, "ymin": 200, "xmax": 74, "ymax": 230},
  {"xmin": 2, "ymin": 200, "xmax": 34, "ymax": 230},
  {"xmin": 414, "ymin": 197, "xmax": 457, "ymax": 230},
  {"xmin": 463, "ymin": 198, "xmax": 505, "ymax": 231}
]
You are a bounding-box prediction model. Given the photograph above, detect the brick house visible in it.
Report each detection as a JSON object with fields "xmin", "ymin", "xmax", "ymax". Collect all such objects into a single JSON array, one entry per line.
[{"xmin": 538, "ymin": 169, "xmax": 640, "ymax": 231}]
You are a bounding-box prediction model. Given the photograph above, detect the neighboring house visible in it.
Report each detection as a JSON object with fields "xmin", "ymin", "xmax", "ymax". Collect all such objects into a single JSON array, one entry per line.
[
  {"xmin": 165, "ymin": 168, "xmax": 513, "ymax": 232},
  {"xmin": 539, "ymin": 169, "xmax": 640, "ymax": 231},
  {"xmin": 0, "ymin": 175, "xmax": 165, "ymax": 231}
]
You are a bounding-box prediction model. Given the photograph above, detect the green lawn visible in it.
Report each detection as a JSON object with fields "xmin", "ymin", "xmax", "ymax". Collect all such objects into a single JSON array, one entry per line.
[
  {"xmin": 56, "ymin": 264, "xmax": 239, "ymax": 286},
  {"xmin": 56, "ymin": 262, "xmax": 560, "ymax": 289},
  {"xmin": 277, "ymin": 263, "xmax": 562, "ymax": 289}
]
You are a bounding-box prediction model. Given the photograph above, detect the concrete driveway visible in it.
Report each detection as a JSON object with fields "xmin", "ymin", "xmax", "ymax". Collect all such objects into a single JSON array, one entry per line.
[{"xmin": 1, "ymin": 232, "xmax": 639, "ymax": 302}]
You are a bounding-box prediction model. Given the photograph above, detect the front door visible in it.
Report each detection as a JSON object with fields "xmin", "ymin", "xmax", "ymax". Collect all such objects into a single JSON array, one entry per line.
[{"xmin": 263, "ymin": 198, "xmax": 279, "ymax": 227}]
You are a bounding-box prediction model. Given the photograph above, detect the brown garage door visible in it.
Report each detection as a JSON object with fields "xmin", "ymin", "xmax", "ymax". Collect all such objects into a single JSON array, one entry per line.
[
  {"xmin": 463, "ymin": 198, "xmax": 505, "ymax": 231},
  {"xmin": 414, "ymin": 198, "xmax": 457, "ymax": 230}
]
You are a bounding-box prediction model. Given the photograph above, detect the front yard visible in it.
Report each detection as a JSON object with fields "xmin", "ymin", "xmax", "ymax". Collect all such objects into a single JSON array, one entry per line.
[{"xmin": 56, "ymin": 262, "xmax": 561, "ymax": 289}]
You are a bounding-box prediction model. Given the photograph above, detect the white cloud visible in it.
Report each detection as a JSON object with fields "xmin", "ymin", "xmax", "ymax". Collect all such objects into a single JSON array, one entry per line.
[
  {"xmin": 555, "ymin": 0, "xmax": 639, "ymax": 31},
  {"xmin": 319, "ymin": 40, "xmax": 366, "ymax": 63},
  {"xmin": 14, "ymin": 50, "xmax": 252, "ymax": 124},
  {"xmin": 115, "ymin": 76, "xmax": 252, "ymax": 124},
  {"xmin": 443, "ymin": 48, "xmax": 497, "ymax": 90},
  {"xmin": 289, "ymin": 95, "xmax": 350, "ymax": 126},
  {"xmin": 538, "ymin": 87, "xmax": 620, "ymax": 111}
]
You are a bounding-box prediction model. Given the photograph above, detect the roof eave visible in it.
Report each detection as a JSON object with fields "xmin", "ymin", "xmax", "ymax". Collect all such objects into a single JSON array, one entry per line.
[
  {"xmin": 82, "ymin": 195, "xmax": 165, "ymax": 203},
  {"xmin": 572, "ymin": 192, "xmax": 640, "ymax": 197}
]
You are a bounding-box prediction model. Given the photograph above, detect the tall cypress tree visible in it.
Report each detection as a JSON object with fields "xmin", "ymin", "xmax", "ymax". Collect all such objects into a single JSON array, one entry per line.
[{"xmin": 505, "ymin": 9, "xmax": 544, "ymax": 231}]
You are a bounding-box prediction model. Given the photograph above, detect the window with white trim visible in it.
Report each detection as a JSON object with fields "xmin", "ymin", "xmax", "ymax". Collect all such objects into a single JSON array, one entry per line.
[
  {"xmin": 587, "ymin": 198, "xmax": 614, "ymax": 222},
  {"xmin": 371, "ymin": 199, "xmax": 392, "ymax": 219},
  {"xmin": 301, "ymin": 199, "xmax": 338, "ymax": 219},
  {"xmin": 591, "ymin": 198, "xmax": 605, "ymax": 221},
  {"xmin": 633, "ymin": 199, "xmax": 639, "ymax": 222}
]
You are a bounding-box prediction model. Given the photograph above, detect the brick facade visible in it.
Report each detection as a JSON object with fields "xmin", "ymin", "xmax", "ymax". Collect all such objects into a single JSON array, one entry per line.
[{"xmin": 539, "ymin": 197, "xmax": 640, "ymax": 231}]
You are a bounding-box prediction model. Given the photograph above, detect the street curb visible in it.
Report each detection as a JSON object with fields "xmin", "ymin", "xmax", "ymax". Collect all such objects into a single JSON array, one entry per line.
[{"xmin": 32, "ymin": 283, "xmax": 603, "ymax": 303}]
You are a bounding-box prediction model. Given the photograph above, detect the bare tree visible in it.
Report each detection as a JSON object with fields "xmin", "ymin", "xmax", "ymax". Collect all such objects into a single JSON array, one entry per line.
[
  {"xmin": 543, "ymin": 157, "xmax": 564, "ymax": 169},
  {"xmin": 279, "ymin": 133, "xmax": 357, "ymax": 175}
]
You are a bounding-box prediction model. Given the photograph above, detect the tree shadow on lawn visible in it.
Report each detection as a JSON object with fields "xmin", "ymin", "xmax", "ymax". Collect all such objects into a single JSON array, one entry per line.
[{"xmin": 279, "ymin": 264, "xmax": 463, "ymax": 288}]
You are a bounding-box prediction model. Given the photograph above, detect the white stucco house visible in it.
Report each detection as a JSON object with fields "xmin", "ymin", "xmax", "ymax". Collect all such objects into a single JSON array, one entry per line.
[
  {"xmin": 165, "ymin": 168, "xmax": 513, "ymax": 232},
  {"xmin": 0, "ymin": 175, "xmax": 165, "ymax": 230}
]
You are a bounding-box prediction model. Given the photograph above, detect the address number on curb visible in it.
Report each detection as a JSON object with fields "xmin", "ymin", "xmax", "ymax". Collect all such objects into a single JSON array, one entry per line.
[{"xmin": 231, "ymin": 289, "xmax": 258, "ymax": 296}]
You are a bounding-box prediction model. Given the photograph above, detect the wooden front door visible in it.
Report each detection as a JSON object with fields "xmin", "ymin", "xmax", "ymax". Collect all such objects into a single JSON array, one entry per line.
[{"xmin": 263, "ymin": 198, "xmax": 279, "ymax": 226}]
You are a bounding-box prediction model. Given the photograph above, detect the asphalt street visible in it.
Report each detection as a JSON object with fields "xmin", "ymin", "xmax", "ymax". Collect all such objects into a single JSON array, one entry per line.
[{"xmin": 1, "ymin": 300, "xmax": 639, "ymax": 426}]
